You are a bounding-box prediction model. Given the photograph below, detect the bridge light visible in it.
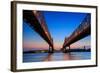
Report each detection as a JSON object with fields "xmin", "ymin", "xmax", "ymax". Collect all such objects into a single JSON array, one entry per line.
[
  {"xmin": 33, "ymin": 10, "xmax": 37, "ymax": 14},
  {"xmin": 45, "ymin": 31, "xmax": 48, "ymax": 34}
]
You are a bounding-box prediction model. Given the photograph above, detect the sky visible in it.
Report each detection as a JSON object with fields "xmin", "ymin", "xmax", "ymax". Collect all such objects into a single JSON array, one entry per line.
[{"xmin": 23, "ymin": 10, "xmax": 91, "ymax": 51}]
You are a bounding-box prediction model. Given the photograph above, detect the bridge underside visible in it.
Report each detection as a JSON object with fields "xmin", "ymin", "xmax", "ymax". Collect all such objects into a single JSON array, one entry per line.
[
  {"xmin": 23, "ymin": 10, "xmax": 54, "ymax": 53},
  {"xmin": 62, "ymin": 24, "xmax": 90, "ymax": 53}
]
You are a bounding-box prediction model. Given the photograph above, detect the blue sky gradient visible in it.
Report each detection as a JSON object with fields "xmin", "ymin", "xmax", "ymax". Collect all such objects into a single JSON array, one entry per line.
[{"xmin": 23, "ymin": 11, "xmax": 91, "ymax": 51}]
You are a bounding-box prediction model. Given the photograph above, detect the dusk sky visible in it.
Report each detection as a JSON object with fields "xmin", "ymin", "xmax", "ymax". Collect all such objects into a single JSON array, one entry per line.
[{"xmin": 23, "ymin": 11, "xmax": 91, "ymax": 51}]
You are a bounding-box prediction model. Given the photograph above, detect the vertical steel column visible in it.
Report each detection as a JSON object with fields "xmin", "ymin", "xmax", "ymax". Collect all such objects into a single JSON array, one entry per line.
[{"xmin": 49, "ymin": 45, "xmax": 53, "ymax": 53}]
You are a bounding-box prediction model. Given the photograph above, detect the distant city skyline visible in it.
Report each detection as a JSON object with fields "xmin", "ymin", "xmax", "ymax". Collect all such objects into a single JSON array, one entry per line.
[{"xmin": 23, "ymin": 10, "xmax": 91, "ymax": 51}]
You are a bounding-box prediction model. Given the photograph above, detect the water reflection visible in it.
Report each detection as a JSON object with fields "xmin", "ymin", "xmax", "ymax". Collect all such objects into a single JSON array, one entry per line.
[
  {"xmin": 44, "ymin": 53, "xmax": 53, "ymax": 61},
  {"xmin": 63, "ymin": 53, "xmax": 75, "ymax": 60},
  {"xmin": 23, "ymin": 52, "xmax": 91, "ymax": 62},
  {"xmin": 44, "ymin": 53, "xmax": 80, "ymax": 61}
]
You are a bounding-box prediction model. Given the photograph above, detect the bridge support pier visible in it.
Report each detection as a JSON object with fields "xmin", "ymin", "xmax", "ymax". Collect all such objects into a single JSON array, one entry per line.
[
  {"xmin": 69, "ymin": 45, "xmax": 70, "ymax": 50},
  {"xmin": 63, "ymin": 45, "xmax": 71, "ymax": 53},
  {"xmin": 49, "ymin": 46, "xmax": 53, "ymax": 53},
  {"xmin": 63, "ymin": 47, "xmax": 67, "ymax": 53}
]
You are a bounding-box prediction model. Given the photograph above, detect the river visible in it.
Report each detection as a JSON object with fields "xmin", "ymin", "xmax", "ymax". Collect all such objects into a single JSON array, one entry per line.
[{"xmin": 23, "ymin": 52, "xmax": 91, "ymax": 62}]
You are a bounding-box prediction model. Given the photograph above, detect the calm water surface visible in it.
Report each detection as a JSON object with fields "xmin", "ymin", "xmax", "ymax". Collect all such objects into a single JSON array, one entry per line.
[{"xmin": 23, "ymin": 52, "xmax": 91, "ymax": 62}]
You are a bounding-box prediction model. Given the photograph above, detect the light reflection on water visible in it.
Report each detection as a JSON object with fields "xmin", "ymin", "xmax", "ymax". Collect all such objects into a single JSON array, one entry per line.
[{"xmin": 23, "ymin": 52, "xmax": 91, "ymax": 62}]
